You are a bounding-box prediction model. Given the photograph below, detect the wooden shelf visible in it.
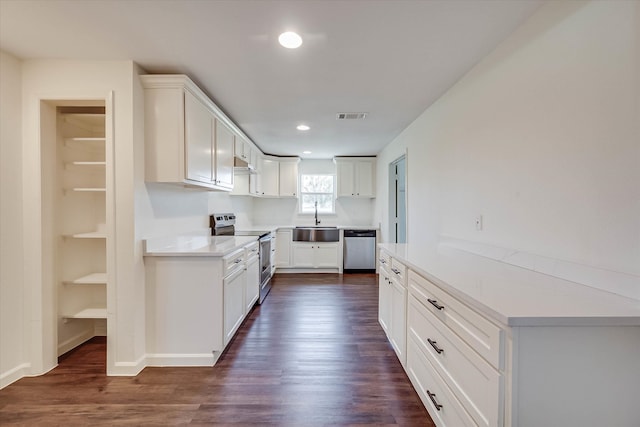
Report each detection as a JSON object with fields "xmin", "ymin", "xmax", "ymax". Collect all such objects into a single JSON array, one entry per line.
[
  {"xmin": 64, "ymin": 273, "xmax": 107, "ymax": 285},
  {"xmin": 63, "ymin": 306, "xmax": 107, "ymax": 320}
]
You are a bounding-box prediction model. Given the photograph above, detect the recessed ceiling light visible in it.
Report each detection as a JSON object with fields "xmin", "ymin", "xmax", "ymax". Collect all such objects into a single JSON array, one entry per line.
[
  {"xmin": 303, "ymin": 151, "xmax": 312, "ymax": 154},
  {"xmin": 296, "ymin": 124, "xmax": 310, "ymax": 131},
  {"xmin": 279, "ymin": 31, "xmax": 303, "ymax": 49}
]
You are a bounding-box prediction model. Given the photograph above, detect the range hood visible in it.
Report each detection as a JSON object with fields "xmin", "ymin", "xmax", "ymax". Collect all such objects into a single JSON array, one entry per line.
[{"xmin": 233, "ymin": 157, "xmax": 256, "ymax": 174}]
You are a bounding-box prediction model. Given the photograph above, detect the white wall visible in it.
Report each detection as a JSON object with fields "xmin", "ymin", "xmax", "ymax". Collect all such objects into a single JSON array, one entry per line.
[
  {"xmin": 375, "ymin": 1, "xmax": 640, "ymax": 280},
  {"xmin": 0, "ymin": 51, "xmax": 27, "ymax": 388},
  {"xmin": 252, "ymin": 159, "xmax": 375, "ymax": 227}
]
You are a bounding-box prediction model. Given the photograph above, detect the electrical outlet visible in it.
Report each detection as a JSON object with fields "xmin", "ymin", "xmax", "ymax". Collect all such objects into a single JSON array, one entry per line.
[{"xmin": 475, "ymin": 215, "xmax": 483, "ymax": 231}]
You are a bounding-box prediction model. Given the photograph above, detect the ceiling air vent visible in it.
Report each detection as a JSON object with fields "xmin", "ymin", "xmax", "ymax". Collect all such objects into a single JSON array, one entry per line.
[{"xmin": 336, "ymin": 112, "xmax": 367, "ymax": 120}]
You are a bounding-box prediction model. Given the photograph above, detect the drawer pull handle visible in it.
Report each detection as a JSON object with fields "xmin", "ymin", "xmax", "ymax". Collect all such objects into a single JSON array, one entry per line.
[
  {"xmin": 426, "ymin": 390, "xmax": 443, "ymax": 411},
  {"xmin": 379, "ymin": 258, "xmax": 386, "ymax": 263},
  {"xmin": 427, "ymin": 299, "xmax": 444, "ymax": 310},
  {"xmin": 391, "ymin": 268, "xmax": 401, "ymax": 275},
  {"xmin": 234, "ymin": 259, "xmax": 243, "ymax": 264},
  {"xmin": 427, "ymin": 338, "xmax": 444, "ymax": 354}
]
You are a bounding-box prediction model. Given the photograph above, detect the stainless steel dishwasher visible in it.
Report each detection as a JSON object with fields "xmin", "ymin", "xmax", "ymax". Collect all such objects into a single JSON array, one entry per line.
[{"xmin": 343, "ymin": 229, "xmax": 376, "ymax": 273}]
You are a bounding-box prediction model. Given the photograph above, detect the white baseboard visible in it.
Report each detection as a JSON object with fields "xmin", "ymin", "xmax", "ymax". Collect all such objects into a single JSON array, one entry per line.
[
  {"xmin": 0, "ymin": 363, "xmax": 31, "ymax": 389},
  {"xmin": 145, "ymin": 352, "xmax": 220, "ymax": 367},
  {"xmin": 275, "ymin": 268, "xmax": 340, "ymax": 274},
  {"xmin": 57, "ymin": 330, "xmax": 95, "ymax": 356},
  {"xmin": 109, "ymin": 353, "xmax": 147, "ymax": 376}
]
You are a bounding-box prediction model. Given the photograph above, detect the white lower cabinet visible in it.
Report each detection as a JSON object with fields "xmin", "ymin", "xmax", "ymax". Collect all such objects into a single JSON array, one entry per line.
[
  {"xmin": 245, "ymin": 246, "xmax": 260, "ymax": 312},
  {"xmin": 409, "ymin": 293, "xmax": 502, "ymax": 427},
  {"xmin": 378, "ymin": 250, "xmax": 407, "ymax": 365},
  {"xmin": 407, "ymin": 336, "xmax": 477, "ymax": 427},
  {"xmin": 379, "ymin": 251, "xmax": 503, "ymax": 426},
  {"xmin": 145, "ymin": 240, "xmax": 258, "ymax": 366},
  {"xmin": 223, "ymin": 264, "xmax": 246, "ymax": 346},
  {"xmin": 291, "ymin": 242, "xmax": 339, "ymax": 268},
  {"xmin": 378, "ymin": 268, "xmax": 392, "ymax": 334},
  {"xmin": 389, "ymin": 274, "xmax": 407, "ymax": 365},
  {"xmin": 275, "ymin": 229, "xmax": 292, "ymax": 267}
]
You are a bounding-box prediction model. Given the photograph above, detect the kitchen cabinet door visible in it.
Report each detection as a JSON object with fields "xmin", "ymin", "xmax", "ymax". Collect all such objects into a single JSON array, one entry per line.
[
  {"xmin": 224, "ymin": 267, "xmax": 246, "ymax": 346},
  {"xmin": 276, "ymin": 230, "xmax": 292, "ymax": 267},
  {"xmin": 261, "ymin": 157, "xmax": 279, "ymax": 197},
  {"xmin": 390, "ymin": 275, "xmax": 407, "ymax": 365},
  {"xmin": 185, "ymin": 90, "xmax": 214, "ymax": 184},
  {"xmin": 378, "ymin": 269, "xmax": 391, "ymax": 335},
  {"xmin": 214, "ymin": 118, "xmax": 234, "ymax": 190},
  {"xmin": 234, "ymin": 136, "xmax": 250, "ymax": 163},
  {"xmin": 245, "ymin": 256, "xmax": 260, "ymax": 313},
  {"xmin": 279, "ymin": 160, "xmax": 299, "ymax": 197},
  {"xmin": 291, "ymin": 243, "xmax": 315, "ymax": 267},
  {"xmin": 336, "ymin": 160, "xmax": 356, "ymax": 197},
  {"xmin": 355, "ymin": 160, "xmax": 374, "ymax": 197},
  {"xmin": 314, "ymin": 243, "xmax": 339, "ymax": 268}
]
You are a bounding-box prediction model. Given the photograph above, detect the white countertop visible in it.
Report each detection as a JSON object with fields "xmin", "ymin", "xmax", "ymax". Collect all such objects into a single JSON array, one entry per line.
[
  {"xmin": 378, "ymin": 243, "xmax": 640, "ymax": 327},
  {"xmin": 144, "ymin": 235, "xmax": 257, "ymax": 257}
]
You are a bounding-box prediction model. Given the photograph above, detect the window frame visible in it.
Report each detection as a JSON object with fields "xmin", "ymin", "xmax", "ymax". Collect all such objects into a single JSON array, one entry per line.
[{"xmin": 298, "ymin": 173, "xmax": 336, "ymax": 214}]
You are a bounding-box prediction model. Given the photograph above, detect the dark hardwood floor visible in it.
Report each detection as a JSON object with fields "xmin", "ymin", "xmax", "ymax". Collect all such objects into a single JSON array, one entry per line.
[{"xmin": 0, "ymin": 273, "xmax": 434, "ymax": 426}]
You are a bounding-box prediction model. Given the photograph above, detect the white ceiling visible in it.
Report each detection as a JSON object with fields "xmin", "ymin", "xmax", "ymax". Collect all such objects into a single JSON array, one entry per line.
[{"xmin": 0, "ymin": 0, "xmax": 543, "ymax": 159}]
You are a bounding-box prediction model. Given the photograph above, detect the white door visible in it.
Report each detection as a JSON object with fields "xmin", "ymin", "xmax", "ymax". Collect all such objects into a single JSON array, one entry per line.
[
  {"xmin": 214, "ymin": 118, "xmax": 234, "ymax": 189},
  {"xmin": 184, "ymin": 91, "xmax": 213, "ymax": 184}
]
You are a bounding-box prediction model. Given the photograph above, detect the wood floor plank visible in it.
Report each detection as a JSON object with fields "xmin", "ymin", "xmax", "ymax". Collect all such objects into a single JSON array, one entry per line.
[{"xmin": 0, "ymin": 273, "xmax": 434, "ymax": 426}]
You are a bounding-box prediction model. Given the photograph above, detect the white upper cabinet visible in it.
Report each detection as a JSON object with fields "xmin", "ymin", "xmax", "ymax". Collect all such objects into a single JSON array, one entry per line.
[
  {"xmin": 260, "ymin": 156, "xmax": 279, "ymax": 197},
  {"xmin": 214, "ymin": 118, "xmax": 234, "ymax": 190},
  {"xmin": 141, "ymin": 74, "xmax": 243, "ymax": 191},
  {"xmin": 279, "ymin": 158, "xmax": 299, "ymax": 197},
  {"xmin": 234, "ymin": 136, "xmax": 251, "ymax": 164},
  {"xmin": 335, "ymin": 157, "xmax": 376, "ymax": 198},
  {"xmin": 184, "ymin": 90, "xmax": 214, "ymax": 184}
]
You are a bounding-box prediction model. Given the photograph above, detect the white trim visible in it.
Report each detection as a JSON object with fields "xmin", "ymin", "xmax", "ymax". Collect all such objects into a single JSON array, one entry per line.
[
  {"xmin": 109, "ymin": 354, "xmax": 147, "ymax": 376},
  {"xmin": 0, "ymin": 363, "xmax": 31, "ymax": 389},
  {"xmin": 57, "ymin": 330, "xmax": 95, "ymax": 357},
  {"xmin": 145, "ymin": 352, "xmax": 221, "ymax": 367}
]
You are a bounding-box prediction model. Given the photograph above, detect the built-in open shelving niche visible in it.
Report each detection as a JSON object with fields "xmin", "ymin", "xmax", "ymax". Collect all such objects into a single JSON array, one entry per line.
[
  {"xmin": 64, "ymin": 273, "xmax": 107, "ymax": 285},
  {"xmin": 63, "ymin": 306, "xmax": 107, "ymax": 320}
]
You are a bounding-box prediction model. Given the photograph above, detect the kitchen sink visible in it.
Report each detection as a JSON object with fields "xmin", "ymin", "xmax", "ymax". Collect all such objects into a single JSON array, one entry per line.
[{"xmin": 293, "ymin": 226, "xmax": 340, "ymax": 242}]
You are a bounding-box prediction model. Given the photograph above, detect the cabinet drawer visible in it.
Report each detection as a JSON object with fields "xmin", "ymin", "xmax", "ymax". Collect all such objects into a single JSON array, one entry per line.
[
  {"xmin": 245, "ymin": 241, "xmax": 259, "ymax": 262},
  {"xmin": 378, "ymin": 250, "xmax": 391, "ymax": 268},
  {"xmin": 409, "ymin": 271, "xmax": 503, "ymax": 369},
  {"xmin": 409, "ymin": 295, "xmax": 502, "ymax": 427},
  {"xmin": 223, "ymin": 248, "xmax": 245, "ymax": 276},
  {"xmin": 390, "ymin": 258, "xmax": 407, "ymax": 285},
  {"xmin": 407, "ymin": 336, "xmax": 477, "ymax": 427}
]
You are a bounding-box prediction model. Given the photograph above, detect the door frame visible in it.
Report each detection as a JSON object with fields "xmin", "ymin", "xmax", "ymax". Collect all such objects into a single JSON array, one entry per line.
[{"xmin": 388, "ymin": 152, "xmax": 408, "ymax": 244}]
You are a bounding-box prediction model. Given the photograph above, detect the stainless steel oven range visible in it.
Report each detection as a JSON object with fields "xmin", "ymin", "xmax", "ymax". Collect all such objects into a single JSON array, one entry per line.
[{"xmin": 210, "ymin": 213, "xmax": 273, "ymax": 304}]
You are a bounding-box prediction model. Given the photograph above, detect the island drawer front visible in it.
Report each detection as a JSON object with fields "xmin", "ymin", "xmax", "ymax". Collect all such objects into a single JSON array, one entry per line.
[
  {"xmin": 223, "ymin": 248, "xmax": 245, "ymax": 276},
  {"xmin": 409, "ymin": 270, "xmax": 503, "ymax": 369},
  {"xmin": 407, "ymin": 335, "xmax": 478, "ymax": 427},
  {"xmin": 378, "ymin": 250, "xmax": 391, "ymax": 267},
  {"xmin": 390, "ymin": 258, "xmax": 407, "ymax": 284},
  {"xmin": 409, "ymin": 295, "xmax": 502, "ymax": 427}
]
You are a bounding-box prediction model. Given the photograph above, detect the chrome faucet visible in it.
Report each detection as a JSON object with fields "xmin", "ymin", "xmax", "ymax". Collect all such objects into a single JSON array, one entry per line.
[{"xmin": 314, "ymin": 201, "xmax": 321, "ymax": 226}]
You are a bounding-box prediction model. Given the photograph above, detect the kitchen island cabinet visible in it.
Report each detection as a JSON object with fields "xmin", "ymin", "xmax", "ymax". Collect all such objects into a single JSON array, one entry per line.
[
  {"xmin": 144, "ymin": 235, "xmax": 258, "ymax": 366},
  {"xmin": 378, "ymin": 243, "xmax": 640, "ymax": 427}
]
